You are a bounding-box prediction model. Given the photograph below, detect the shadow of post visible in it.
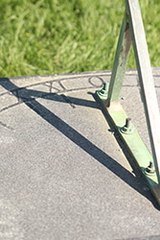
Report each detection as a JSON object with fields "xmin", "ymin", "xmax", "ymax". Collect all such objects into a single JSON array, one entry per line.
[{"xmin": 0, "ymin": 77, "xmax": 159, "ymax": 209}]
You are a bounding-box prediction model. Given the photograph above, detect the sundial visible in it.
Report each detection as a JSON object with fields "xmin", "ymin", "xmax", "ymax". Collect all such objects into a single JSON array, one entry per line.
[{"xmin": 1, "ymin": 0, "xmax": 160, "ymax": 239}]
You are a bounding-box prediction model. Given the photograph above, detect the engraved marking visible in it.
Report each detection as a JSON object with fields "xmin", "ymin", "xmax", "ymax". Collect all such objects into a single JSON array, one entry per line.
[
  {"xmin": 88, "ymin": 76, "xmax": 104, "ymax": 87},
  {"xmin": 0, "ymin": 103, "xmax": 20, "ymax": 113},
  {"xmin": 0, "ymin": 121, "xmax": 14, "ymax": 130},
  {"xmin": 61, "ymin": 94, "xmax": 76, "ymax": 108},
  {"xmin": 49, "ymin": 82, "xmax": 52, "ymax": 93},
  {"xmin": 0, "ymin": 75, "xmax": 117, "ymax": 113},
  {"xmin": 58, "ymin": 81, "xmax": 66, "ymax": 90}
]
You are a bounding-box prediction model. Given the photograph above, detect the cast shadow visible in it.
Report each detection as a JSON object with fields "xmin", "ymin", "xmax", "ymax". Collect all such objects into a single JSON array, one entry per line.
[{"xmin": 0, "ymin": 77, "xmax": 159, "ymax": 209}]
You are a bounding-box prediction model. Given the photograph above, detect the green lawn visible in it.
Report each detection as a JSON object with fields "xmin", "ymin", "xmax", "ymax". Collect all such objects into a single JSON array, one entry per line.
[{"xmin": 0, "ymin": 0, "xmax": 160, "ymax": 77}]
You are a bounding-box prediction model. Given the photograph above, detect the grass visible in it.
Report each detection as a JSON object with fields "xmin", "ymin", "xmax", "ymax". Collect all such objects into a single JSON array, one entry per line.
[{"xmin": 0, "ymin": 0, "xmax": 160, "ymax": 77}]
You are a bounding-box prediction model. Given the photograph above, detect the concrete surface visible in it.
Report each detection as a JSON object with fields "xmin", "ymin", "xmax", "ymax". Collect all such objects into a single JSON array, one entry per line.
[{"xmin": 0, "ymin": 69, "xmax": 160, "ymax": 240}]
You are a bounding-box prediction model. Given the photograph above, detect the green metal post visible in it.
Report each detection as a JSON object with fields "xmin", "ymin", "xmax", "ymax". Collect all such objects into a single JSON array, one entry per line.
[
  {"xmin": 126, "ymin": 0, "xmax": 160, "ymax": 183},
  {"xmin": 107, "ymin": 13, "xmax": 131, "ymax": 106},
  {"xmin": 95, "ymin": 0, "xmax": 160, "ymax": 204}
]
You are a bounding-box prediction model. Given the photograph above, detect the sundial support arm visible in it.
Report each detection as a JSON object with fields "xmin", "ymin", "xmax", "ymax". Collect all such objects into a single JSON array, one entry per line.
[{"xmin": 96, "ymin": 0, "xmax": 160, "ymax": 204}]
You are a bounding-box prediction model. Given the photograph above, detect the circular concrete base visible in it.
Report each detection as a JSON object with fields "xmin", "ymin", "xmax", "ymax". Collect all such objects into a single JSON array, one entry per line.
[{"xmin": 0, "ymin": 69, "xmax": 160, "ymax": 239}]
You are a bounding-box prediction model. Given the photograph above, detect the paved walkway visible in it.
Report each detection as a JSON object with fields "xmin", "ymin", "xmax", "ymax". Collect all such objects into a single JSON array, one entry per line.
[{"xmin": 1, "ymin": 69, "xmax": 160, "ymax": 240}]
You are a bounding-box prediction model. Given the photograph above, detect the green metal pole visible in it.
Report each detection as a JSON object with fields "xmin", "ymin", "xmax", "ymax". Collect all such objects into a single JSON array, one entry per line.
[
  {"xmin": 95, "ymin": 0, "xmax": 160, "ymax": 204},
  {"xmin": 126, "ymin": 0, "xmax": 160, "ymax": 183},
  {"xmin": 107, "ymin": 13, "xmax": 131, "ymax": 106}
]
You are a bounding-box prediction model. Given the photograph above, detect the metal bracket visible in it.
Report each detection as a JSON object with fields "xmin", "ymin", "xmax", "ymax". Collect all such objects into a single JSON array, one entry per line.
[{"xmin": 95, "ymin": 0, "xmax": 160, "ymax": 204}]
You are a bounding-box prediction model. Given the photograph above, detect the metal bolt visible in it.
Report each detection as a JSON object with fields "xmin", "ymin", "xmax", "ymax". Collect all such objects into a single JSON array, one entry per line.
[
  {"xmin": 145, "ymin": 161, "xmax": 155, "ymax": 175},
  {"xmin": 103, "ymin": 83, "xmax": 108, "ymax": 91},
  {"xmin": 96, "ymin": 82, "xmax": 109, "ymax": 100},
  {"xmin": 120, "ymin": 117, "xmax": 134, "ymax": 135},
  {"xmin": 124, "ymin": 118, "xmax": 131, "ymax": 128},
  {"xmin": 148, "ymin": 161, "xmax": 153, "ymax": 169}
]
